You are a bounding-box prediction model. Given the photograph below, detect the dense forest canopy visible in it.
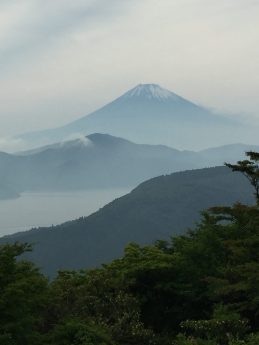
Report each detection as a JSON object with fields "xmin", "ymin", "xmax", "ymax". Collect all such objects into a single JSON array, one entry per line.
[{"xmin": 1, "ymin": 152, "xmax": 259, "ymax": 345}]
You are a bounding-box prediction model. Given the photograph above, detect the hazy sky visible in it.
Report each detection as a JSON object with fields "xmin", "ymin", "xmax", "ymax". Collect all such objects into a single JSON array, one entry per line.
[{"xmin": 0, "ymin": 0, "xmax": 259, "ymax": 140}]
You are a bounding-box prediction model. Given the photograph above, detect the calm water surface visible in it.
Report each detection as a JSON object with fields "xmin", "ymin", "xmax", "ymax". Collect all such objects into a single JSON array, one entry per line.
[{"xmin": 0, "ymin": 189, "xmax": 130, "ymax": 237}]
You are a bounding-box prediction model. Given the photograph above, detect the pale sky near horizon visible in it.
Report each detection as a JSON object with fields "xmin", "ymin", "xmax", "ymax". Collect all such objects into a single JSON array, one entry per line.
[{"xmin": 0, "ymin": 0, "xmax": 259, "ymax": 143}]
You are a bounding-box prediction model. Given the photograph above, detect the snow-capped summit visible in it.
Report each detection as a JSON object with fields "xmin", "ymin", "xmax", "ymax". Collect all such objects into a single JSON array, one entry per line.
[{"xmin": 122, "ymin": 84, "xmax": 180, "ymax": 101}]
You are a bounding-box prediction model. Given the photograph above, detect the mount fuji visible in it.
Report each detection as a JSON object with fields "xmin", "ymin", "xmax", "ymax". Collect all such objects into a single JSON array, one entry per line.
[{"xmin": 19, "ymin": 84, "xmax": 257, "ymax": 150}]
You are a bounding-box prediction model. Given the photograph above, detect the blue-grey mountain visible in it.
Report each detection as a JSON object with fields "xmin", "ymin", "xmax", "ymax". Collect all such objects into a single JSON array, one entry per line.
[{"xmin": 18, "ymin": 84, "xmax": 257, "ymax": 150}]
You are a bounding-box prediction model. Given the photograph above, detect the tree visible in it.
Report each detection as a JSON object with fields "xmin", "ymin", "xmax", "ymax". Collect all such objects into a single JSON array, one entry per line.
[
  {"xmin": 46, "ymin": 319, "xmax": 116, "ymax": 345},
  {"xmin": 47, "ymin": 267, "xmax": 156, "ymax": 345},
  {"xmin": 225, "ymin": 151, "xmax": 259, "ymax": 204},
  {"xmin": 0, "ymin": 243, "xmax": 48, "ymax": 345}
]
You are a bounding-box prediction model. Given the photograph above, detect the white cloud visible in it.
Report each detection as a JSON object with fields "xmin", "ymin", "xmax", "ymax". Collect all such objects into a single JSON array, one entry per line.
[
  {"xmin": 0, "ymin": 136, "xmax": 27, "ymax": 152},
  {"xmin": 61, "ymin": 133, "xmax": 93, "ymax": 147}
]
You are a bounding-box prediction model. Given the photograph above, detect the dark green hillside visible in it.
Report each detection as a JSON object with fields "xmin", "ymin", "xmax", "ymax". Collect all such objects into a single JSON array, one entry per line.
[{"xmin": 0, "ymin": 166, "xmax": 254, "ymax": 276}]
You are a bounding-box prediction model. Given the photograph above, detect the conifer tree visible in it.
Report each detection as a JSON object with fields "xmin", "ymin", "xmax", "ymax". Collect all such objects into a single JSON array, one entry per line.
[{"xmin": 225, "ymin": 151, "xmax": 259, "ymax": 204}]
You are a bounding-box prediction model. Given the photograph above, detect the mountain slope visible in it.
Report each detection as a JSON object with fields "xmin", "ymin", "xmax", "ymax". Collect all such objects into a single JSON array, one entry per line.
[
  {"xmin": 198, "ymin": 143, "xmax": 259, "ymax": 166},
  {"xmin": 18, "ymin": 84, "xmax": 256, "ymax": 150},
  {"xmin": 0, "ymin": 166, "xmax": 254, "ymax": 276}
]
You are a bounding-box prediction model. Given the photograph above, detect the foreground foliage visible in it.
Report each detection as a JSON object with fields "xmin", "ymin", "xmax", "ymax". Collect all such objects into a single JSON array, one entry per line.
[{"xmin": 2, "ymin": 201, "xmax": 259, "ymax": 345}]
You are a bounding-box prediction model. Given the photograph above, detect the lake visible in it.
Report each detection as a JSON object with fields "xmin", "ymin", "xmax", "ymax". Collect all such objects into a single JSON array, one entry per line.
[{"xmin": 0, "ymin": 189, "xmax": 130, "ymax": 237}]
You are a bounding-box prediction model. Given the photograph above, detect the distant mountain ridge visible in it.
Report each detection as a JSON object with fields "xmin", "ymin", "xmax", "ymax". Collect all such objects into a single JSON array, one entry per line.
[
  {"xmin": 18, "ymin": 84, "xmax": 257, "ymax": 150},
  {"xmin": 0, "ymin": 133, "xmax": 258, "ymax": 199},
  {"xmin": 0, "ymin": 166, "xmax": 254, "ymax": 276},
  {"xmin": 0, "ymin": 133, "xmax": 197, "ymax": 196}
]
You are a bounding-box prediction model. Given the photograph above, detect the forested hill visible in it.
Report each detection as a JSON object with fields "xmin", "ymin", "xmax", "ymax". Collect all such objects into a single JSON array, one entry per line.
[{"xmin": 0, "ymin": 166, "xmax": 254, "ymax": 276}]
